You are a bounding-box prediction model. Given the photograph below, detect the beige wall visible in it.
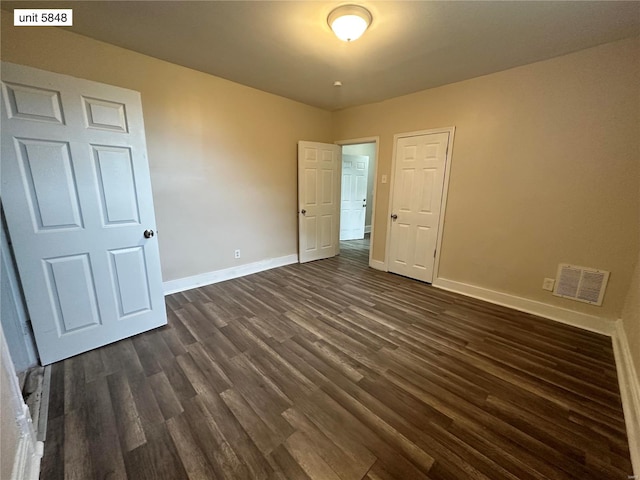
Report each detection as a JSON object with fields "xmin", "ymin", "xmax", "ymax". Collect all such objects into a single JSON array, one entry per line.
[
  {"xmin": 1, "ymin": 14, "xmax": 332, "ymax": 282},
  {"xmin": 333, "ymin": 37, "xmax": 640, "ymax": 320}
]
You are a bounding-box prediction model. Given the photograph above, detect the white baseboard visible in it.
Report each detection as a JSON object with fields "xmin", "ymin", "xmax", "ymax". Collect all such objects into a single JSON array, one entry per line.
[
  {"xmin": 163, "ymin": 254, "xmax": 299, "ymax": 295},
  {"xmin": 365, "ymin": 225, "xmax": 371, "ymax": 234},
  {"xmin": 613, "ymin": 319, "xmax": 640, "ymax": 477},
  {"xmin": 432, "ymin": 277, "xmax": 615, "ymax": 335},
  {"xmin": 369, "ymin": 259, "xmax": 387, "ymax": 271}
]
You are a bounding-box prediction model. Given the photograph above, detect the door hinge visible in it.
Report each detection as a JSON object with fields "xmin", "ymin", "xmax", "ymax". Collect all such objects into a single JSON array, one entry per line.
[{"xmin": 433, "ymin": 249, "xmax": 437, "ymax": 258}]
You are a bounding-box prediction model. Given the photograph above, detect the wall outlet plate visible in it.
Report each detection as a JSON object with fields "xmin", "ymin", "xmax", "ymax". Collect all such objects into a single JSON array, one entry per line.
[
  {"xmin": 542, "ymin": 278, "xmax": 555, "ymax": 291},
  {"xmin": 234, "ymin": 249, "xmax": 241, "ymax": 259}
]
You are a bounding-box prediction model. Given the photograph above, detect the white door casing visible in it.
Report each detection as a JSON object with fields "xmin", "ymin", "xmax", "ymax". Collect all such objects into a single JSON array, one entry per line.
[
  {"xmin": 388, "ymin": 131, "xmax": 450, "ymax": 283},
  {"xmin": 1, "ymin": 62, "xmax": 167, "ymax": 365},
  {"xmin": 340, "ymin": 154, "xmax": 368, "ymax": 241},
  {"xmin": 298, "ymin": 141, "xmax": 340, "ymax": 263}
]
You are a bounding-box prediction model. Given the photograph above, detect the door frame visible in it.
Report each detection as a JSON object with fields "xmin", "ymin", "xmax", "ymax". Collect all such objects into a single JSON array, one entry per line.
[
  {"xmin": 385, "ymin": 127, "xmax": 455, "ymax": 283},
  {"xmin": 334, "ymin": 137, "xmax": 380, "ymax": 269}
]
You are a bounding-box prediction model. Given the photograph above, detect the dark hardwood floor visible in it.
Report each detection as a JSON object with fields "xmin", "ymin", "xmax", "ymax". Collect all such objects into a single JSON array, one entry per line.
[{"xmin": 40, "ymin": 237, "xmax": 633, "ymax": 479}]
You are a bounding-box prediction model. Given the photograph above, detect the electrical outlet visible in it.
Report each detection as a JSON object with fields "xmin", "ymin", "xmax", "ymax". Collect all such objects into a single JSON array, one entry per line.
[
  {"xmin": 234, "ymin": 249, "xmax": 241, "ymax": 259},
  {"xmin": 542, "ymin": 278, "xmax": 555, "ymax": 291},
  {"xmin": 381, "ymin": 174, "xmax": 388, "ymax": 184}
]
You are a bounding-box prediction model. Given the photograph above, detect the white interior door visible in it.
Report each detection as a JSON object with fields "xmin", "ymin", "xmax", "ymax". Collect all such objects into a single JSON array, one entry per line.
[
  {"xmin": 1, "ymin": 62, "xmax": 167, "ymax": 365},
  {"xmin": 388, "ymin": 132, "xmax": 449, "ymax": 283},
  {"xmin": 340, "ymin": 154, "xmax": 369, "ymax": 241},
  {"xmin": 298, "ymin": 141, "xmax": 340, "ymax": 263}
]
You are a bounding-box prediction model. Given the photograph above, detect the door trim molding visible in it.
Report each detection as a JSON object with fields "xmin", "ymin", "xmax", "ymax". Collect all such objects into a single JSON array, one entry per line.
[
  {"xmin": 335, "ymin": 137, "xmax": 380, "ymax": 270},
  {"xmin": 385, "ymin": 127, "xmax": 455, "ymax": 282}
]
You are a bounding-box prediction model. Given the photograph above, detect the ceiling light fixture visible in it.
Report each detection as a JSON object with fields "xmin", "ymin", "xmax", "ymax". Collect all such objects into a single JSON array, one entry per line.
[{"xmin": 327, "ymin": 5, "xmax": 372, "ymax": 42}]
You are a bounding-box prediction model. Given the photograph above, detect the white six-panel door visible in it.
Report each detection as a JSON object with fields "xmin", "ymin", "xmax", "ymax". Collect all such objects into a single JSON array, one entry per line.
[
  {"xmin": 388, "ymin": 132, "xmax": 449, "ymax": 283},
  {"xmin": 298, "ymin": 141, "xmax": 340, "ymax": 263},
  {"xmin": 1, "ymin": 62, "xmax": 167, "ymax": 365},
  {"xmin": 340, "ymin": 154, "xmax": 368, "ymax": 241}
]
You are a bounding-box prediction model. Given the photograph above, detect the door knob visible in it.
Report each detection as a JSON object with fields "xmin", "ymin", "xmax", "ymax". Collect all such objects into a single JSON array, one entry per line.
[
  {"xmin": 144, "ymin": 229, "xmax": 154, "ymax": 238},
  {"xmin": 390, "ymin": 214, "xmax": 398, "ymax": 220},
  {"xmin": 301, "ymin": 209, "xmax": 307, "ymax": 215}
]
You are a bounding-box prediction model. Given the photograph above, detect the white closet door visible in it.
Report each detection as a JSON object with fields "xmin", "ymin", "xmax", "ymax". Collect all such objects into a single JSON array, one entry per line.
[{"xmin": 388, "ymin": 132, "xmax": 449, "ymax": 283}]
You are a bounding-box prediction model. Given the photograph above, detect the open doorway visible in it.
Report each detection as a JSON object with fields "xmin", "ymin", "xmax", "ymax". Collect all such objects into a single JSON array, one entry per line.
[{"xmin": 339, "ymin": 141, "xmax": 377, "ymax": 261}]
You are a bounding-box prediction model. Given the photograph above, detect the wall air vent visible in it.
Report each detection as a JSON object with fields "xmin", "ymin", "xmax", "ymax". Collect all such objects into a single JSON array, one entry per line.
[{"xmin": 553, "ymin": 263, "xmax": 609, "ymax": 306}]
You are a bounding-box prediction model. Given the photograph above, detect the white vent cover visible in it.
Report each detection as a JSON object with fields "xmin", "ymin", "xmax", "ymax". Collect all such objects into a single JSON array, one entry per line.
[{"xmin": 553, "ymin": 264, "xmax": 610, "ymax": 306}]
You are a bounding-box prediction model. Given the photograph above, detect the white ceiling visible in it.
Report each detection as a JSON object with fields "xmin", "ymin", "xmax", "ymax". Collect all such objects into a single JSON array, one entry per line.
[{"xmin": 5, "ymin": 1, "xmax": 640, "ymax": 110}]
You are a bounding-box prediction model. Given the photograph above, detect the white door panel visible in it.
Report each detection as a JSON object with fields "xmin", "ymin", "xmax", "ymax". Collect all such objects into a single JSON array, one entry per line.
[
  {"xmin": 388, "ymin": 132, "xmax": 449, "ymax": 283},
  {"xmin": 298, "ymin": 141, "xmax": 340, "ymax": 263},
  {"xmin": 1, "ymin": 62, "xmax": 166, "ymax": 365},
  {"xmin": 340, "ymin": 154, "xmax": 368, "ymax": 240}
]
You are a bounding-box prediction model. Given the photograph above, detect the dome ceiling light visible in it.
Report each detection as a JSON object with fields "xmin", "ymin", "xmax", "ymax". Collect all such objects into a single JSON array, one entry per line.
[{"xmin": 327, "ymin": 5, "xmax": 372, "ymax": 42}]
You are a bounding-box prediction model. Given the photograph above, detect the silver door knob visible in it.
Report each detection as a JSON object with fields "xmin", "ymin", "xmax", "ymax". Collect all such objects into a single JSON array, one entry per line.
[
  {"xmin": 301, "ymin": 209, "xmax": 307, "ymax": 215},
  {"xmin": 390, "ymin": 214, "xmax": 398, "ymax": 220},
  {"xmin": 144, "ymin": 229, "xmax": 154, "ymax": 238}
]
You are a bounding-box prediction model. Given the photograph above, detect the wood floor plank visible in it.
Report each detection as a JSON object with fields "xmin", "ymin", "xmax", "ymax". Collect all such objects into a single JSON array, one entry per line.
[
  {"xmin": 282, "ymin": 407, "xmax": 375, "ymax": 480},
  {"xmin": 112, "ymin": 339, "xmax": 144, "ymax": 377},
  {"xmin": 148, "ymin": 371, "xmax": 184, "ymax": 421},
  {"xmin": 63, "ymin": 407, "xmax": 94, "ymax": 480},
  {"xmin": 126, "ymin": 371, "xmax": 166, "ymax": 438},
  {"xmin": 166, "ymin": 413, "xmax": 219, "ymax": 480},
  {"xmin": 82, "ymin": 349, "xmax": 106, "ymax": 383},
  {"xmin": 187, "ymin": 342, "xmax": 232, "ymax": 393},
  {"xmin": 284, "ymin": 430, "xmax": 343, "ymax": 480},
  {"xmin": 41, "ymin": 414, "xmax": 64, "ymax": 480},
  {"xmin": 100, "ymin": 341, "xmax": 125, "ymax": 376},
  {"xmin": 131, "ymin": 333, "xmax": 163, "ymax": 377},
  {"xmin": 41, "ymin": 236, "xmax": 633, "ymax": 480},
  {"xmin": 47, "ymin": 362, "xmax": 65, "ymax": 420},
  {"xmin": 166, "ymin": 309, "xmax": 197, "ymax": 347},
  {"xmin": 220, "ymin": 387, "xmax": 284, "ymax": 455},
  {"xmin": 107, "ymin": 370, "xmax": 146, "ymax": 453},
  {"xmin": 162, "ymin": 359, "xmax": 198, "ymax": 405},
  {"xmin": 181, "ymin": 395, "xmax": 253, "ymax": 480},
  {"xmin": 84, "ymin": 376, "xmax": 127, "ymax": 480},
  {"xmin": 268, "ymin": 444, "xmax": 314, "ymax": 480},
  {"xmin": 123, "ymin": 422, "xmax": 188, "ymax": 480},
  {"xmin": 63, "ymin": 356, "xmax": 85, "ymax": 415}
]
